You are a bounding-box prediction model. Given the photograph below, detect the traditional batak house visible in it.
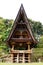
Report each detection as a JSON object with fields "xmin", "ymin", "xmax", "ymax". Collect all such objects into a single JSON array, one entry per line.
[{"xmin": 6, "ymin": 4, "xmax": 37, "ymax": 63}]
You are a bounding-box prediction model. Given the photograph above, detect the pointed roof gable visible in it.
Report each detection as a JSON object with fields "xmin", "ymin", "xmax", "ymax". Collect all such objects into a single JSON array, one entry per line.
[{"xmin": 6, "ymin": 4, "xmax": 37, "ymax": 44}]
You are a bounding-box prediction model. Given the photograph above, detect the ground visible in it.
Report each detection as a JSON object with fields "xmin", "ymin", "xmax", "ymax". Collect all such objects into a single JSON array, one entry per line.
[{"xmin": 0, "ymin": 62, "xmax": 43, "ymax": 65}]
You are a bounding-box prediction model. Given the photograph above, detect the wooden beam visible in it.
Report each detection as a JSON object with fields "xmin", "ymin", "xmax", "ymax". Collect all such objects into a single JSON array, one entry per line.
[
  {"xmin": 28, "ymin": 54, "xmax": 31, "ymax": 63},
  {"xmin": 11, "ymin": 42, "xmax": 15, "ymax": 45},
  {"xmin": 28, "ymin": 44, "xmax": 30, "ymax": 50},
  {"xmin": 11, "ymin": 44, "xmax": 14, "ymax": 51},
  {"xmin": 10, "ymin": 53, "xmax": 13, "ymax": 62},
  {"xmin": 17, "ymin": 53, "xmax": 19, "ymax": 63},
  {"xmin": 23, "ymin": 53, "xmax": 25, "ymax": 63},
  {"xmin": 27, "ymin": 41, "xmax": 31, "ymax": 45}
]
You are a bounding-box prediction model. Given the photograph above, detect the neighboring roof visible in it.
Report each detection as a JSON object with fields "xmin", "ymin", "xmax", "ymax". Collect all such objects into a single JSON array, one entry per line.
[{"xmin": 6, "ymin": 4, "xmax": 37, "ymax": 44}]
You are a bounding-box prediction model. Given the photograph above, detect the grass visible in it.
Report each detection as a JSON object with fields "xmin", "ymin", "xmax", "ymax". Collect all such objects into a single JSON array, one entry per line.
[{"xmin": 0, "ymin": 62, "xmax": 43, "ymax": 65}]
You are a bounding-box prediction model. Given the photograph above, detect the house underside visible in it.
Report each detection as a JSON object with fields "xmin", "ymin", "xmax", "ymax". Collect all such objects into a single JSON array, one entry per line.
[{"xmin": 10, "ymin": 42, "xmax": 32, "ymax": 63}]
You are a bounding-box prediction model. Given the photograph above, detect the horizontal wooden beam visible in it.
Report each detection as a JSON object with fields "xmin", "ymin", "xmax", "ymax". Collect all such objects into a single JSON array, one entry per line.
[
  {"xmin": 11, "ymin": 38, "xmax": 32, "ymax": 43},
  {"xmin": 10, "ymin": 50, "xmax": 32, "ymax": 53}
]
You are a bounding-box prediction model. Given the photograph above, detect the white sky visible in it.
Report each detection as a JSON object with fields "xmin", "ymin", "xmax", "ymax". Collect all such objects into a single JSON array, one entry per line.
[{"xmin": 0, "ymin": 0, "xmax": 43, "ymax": 24}]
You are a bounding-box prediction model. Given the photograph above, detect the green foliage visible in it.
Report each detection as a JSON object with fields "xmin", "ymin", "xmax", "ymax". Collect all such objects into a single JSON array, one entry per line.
[
  {"xmin": 37, "ymin": 36, "xmax": 43, "ymax": 48},
  {"xmin": 28, "ymin": 19, "xmax": 43, "ymax": 35},
  {"xmin": 0, "ymin": 17, "xmax": 14, "ymax": 55}
]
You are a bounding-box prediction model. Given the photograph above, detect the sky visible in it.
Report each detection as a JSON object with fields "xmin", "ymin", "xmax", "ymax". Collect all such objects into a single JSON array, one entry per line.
[{"xmin": 0, "ymin": 0, "xmax": 43, "ymax": 24}]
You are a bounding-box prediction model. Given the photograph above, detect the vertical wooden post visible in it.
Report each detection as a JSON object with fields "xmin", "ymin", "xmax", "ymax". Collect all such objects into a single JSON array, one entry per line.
[
  {"xmin": 27, "ymin": 42, "xmax": 31, "ymax": 63},
  {"xmin": 11, "ymin": 44, "xmax": 14, "ymax": 51},
  {"xmin": 28, "ymin": 53, "xmax": 31, "ymax": 63},
  {"xmin": 10, "ymin": 44, "xmax": 14, "ymax": 62},
  {"xmin": 17, "ymin": 53, "xmax": 19, "ymax": 63},
  {"xmin": 10, "ymin": 53, "xmax": 13, "ymax": 62},
  {"xmin": 23, "ymin": 53, "xmax": 25, "ymax": 63},
  {"xmin": 28, "ymin": 44, "xmax": 30, "ymax": 50}
]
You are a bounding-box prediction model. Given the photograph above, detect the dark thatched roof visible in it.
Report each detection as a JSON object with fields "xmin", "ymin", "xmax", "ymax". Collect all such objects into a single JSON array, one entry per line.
[{"xmin": 6, "ymin": 4, "xmax": 37, "ymax": 44}]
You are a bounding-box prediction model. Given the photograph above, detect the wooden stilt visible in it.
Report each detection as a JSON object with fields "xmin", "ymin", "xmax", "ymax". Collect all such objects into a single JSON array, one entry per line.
[
  {"xmin": 10, "ymin": 44, "xmax": 14, "ymax": 62},
  {"xmin": 17, "ymin": 53, "xmax": 19, "ymax": 63},
  {"xmin": 11, "ymin": 44, "xmax": 14, "ymax": 51},
  {"xmin": 23, "ymin": 53, "xmax": 25, "ymax": 63},
  {"xmin": 28, "ymin": 43, "xmax": 31, "ymax": 63},
  {"xmin": 10, "ymin": 53, "xmax": 13, "ymax": 62},
  {"xmin": 28, "ymin": 54, "xmax": 31, "ymax": 63}
]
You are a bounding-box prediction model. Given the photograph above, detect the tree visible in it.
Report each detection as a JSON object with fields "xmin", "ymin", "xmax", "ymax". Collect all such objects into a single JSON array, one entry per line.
[{"xmin": 37, "ymin": 36, "xmax": 43, "ymax": 48}]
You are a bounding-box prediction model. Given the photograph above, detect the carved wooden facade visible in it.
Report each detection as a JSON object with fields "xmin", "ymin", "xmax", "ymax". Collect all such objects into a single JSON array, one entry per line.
[{"xmin": 6, "ymin": 4, "xmax": 37, "ymax": 63}]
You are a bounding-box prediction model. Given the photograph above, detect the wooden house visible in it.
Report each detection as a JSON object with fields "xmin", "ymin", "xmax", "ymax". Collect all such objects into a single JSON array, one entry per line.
[{"xmin": 6, "ymin": 4, "xmax": 37, "ymax": 63}]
